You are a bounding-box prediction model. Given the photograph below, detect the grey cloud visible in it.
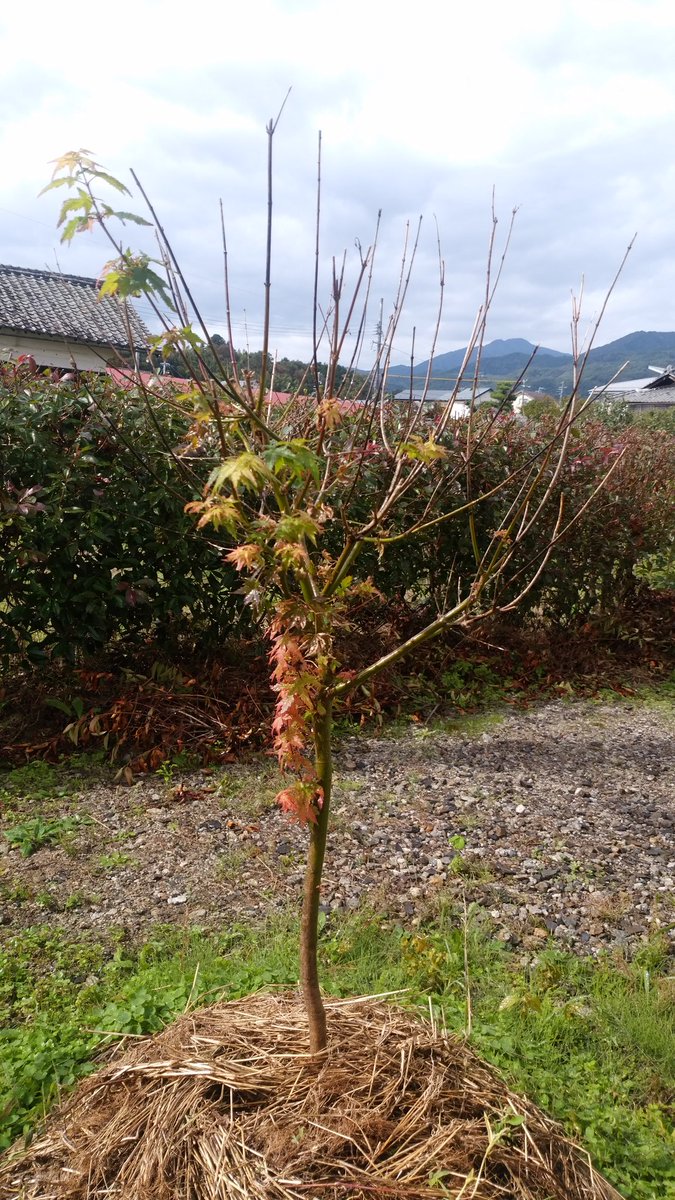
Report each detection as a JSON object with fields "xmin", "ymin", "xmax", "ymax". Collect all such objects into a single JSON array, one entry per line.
[{"xmin": 3, "ymin": 43, "xmax": 675, "ymax": 368}]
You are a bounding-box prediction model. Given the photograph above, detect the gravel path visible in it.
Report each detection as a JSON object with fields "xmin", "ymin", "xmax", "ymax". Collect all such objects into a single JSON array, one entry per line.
[{"xmin": 1, "ymin": 698, "xmax": 673, "ymax": 956}]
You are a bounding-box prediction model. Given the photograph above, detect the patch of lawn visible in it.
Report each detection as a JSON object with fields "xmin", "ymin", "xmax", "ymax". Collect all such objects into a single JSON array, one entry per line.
[{"xmin": 0, "ymin": 910, "xmax": 673, "ymax": 1198}]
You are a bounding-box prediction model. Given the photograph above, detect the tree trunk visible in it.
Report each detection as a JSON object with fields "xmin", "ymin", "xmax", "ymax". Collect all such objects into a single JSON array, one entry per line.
[{"xmin": 300, "ymin": 691, "xmax": 333, "ymax": 1056}]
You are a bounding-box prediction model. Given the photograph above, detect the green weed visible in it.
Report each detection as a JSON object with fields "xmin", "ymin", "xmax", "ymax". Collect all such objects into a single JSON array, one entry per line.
[
  {"xmin": 0, "ymin": 881, "xmax": 33, "ymax": 904},
  {"xmin": 215, "ymin": 846, "xmax": 251, "ymax": 877},
  {"xmin": 635, "ymin": 672, "xmax": 675, "ymax": 711},
  {"xmin": 0, "ymin": 761, "xmax": 74, "ymax": 809},
  {"xmin": 65, "ymin": 890, "xmax": 96, "ymax": 911},
  {"xmin": 97, "ymin": 850, "xmax": 138, "ymax": 871},
  {"xmin": 216, "ymin": 763, "xmax": 281, "ymax": 818},
  {"xmin": 155, "ymin": 749, "xmax": 199, "ymax": 787},
  {"xmin": 440, "ymin": 660, "xmax": 506, "ymax": 709},
  {"xmin": 440, "ymin": 710, "xmax": 506, "ymax": 738},
  {"xmin": 3, "ymin": 814, "xmax": 89, "ymax": 857}
]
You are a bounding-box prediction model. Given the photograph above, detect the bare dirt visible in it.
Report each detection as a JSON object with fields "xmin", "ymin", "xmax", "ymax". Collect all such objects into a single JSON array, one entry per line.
[{"xmin": 1, "ymin": 697, "xmax": 673, "ymax": 957}]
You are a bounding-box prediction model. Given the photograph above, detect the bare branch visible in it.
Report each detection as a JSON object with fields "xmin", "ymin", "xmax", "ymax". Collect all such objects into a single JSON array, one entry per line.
[{"xmin": 220, "ymin": 199, "xmax": 239, "ymax": 374}]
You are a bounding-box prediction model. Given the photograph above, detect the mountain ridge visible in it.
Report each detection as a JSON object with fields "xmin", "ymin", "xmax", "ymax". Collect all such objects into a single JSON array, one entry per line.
[{"xmin": 385, "ymin": 331, "xmax": 675, "ymax": 395}]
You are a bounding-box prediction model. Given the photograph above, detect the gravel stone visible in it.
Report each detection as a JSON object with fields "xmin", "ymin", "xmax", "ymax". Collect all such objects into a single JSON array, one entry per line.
[{"xmin": 1, "ymin": 699, "xmax": 673, "ymax": 957}]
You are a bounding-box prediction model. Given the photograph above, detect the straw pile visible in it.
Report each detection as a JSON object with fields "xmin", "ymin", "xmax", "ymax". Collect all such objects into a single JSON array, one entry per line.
[{"xmin": 0, "ymin": 993, "xmax": 623, "ymax": 1200}]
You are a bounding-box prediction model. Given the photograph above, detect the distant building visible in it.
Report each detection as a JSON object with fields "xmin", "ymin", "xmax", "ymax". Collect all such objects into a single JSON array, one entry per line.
[
  {"xmin": 0, "ymin": 264, "xmax": 148, "ymax": 372},
  {"xmin": 106, "ymin": 367, "xmax": 188, "ymax": 391},
  {"xmin": 512, "ymin": 389, "xmax": 546, "ymax": 414},
  {"xmin": 392, "ymin": 386, "xmax": 492, "ymax": 417},
  {"xmin": 589, "ymin": 366, "xmax": 675, "ymax": 413}
]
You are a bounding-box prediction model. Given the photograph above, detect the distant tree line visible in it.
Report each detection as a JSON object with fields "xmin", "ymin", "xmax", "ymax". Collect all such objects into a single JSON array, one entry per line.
[{"xmin": 140, "ymin": 333, "xmax": 350, "ymax": 394}]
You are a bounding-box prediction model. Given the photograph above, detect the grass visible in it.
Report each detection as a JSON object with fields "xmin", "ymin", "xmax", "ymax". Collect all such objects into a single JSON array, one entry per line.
[
  {"xmin": 0, "ymin": 908, "xmax": 672, "ymax": 1198},
  {"xmin": 0, "ymin": 762, "xmax": 76, "ymax": 826},
  {"xmin": 634, "ymin": 672, "xmax": 675, "ymax": 710},
  {"xmin": 0, "ymin": 754, "xmax": 109, "ymax": 809},
  {"xmin": 0, "ymin": 679, "xmax": 673, "ymax": 1194},
  {"xmin": 215, "ymin": 846, "xmax": 252, "ymax": 876},
  {"xmin": 215, "ymin": 761, "xmax": 283, "ymax": 818},
  {"xmin": 439, "ymin": 710, "xmax": 506, "ymax": 737}
]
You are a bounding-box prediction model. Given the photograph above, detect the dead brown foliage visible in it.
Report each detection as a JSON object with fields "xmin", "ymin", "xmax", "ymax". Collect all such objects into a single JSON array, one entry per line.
[
  {"xmin": 0, "ymin": 995, "xmax": 622, "ymax": 1200},
  {"xmin": 1, "ymin": 594, "xmax": 672, "ymax": 772},
  {"xmin": 0, "ymin": 657, "xmax": 273, "ymax": 772}
]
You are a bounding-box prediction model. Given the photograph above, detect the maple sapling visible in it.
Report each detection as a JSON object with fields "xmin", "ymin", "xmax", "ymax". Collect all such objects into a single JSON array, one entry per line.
[{"xmin": 44, "ymin": 135, "xmax": 630, "ymax": 1057}]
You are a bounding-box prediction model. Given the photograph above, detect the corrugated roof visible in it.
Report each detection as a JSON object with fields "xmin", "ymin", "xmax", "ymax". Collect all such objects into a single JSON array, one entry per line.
[
  {"xmin": 393, "ymin": 387, "xmax": 491, "ymax": 403},
  {"xmin": 604, "ymin": 378, "xmax": 661, "ymax": 393},
  {"xmin": 0, "ymin": 264, "xmax": 148, "ymax": 349},
  {"xmin": 604, "ymin": 368, "xmax": 675, "ymax": 394}
]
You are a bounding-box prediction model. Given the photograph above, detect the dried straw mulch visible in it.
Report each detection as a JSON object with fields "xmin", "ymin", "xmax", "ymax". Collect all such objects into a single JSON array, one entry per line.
[{"xmin": 0, "ymin": 993, "xmax": 623, "ymax": 1200}]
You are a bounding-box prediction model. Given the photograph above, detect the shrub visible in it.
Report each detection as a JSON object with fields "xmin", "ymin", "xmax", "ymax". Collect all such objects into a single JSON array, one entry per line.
[
  {"xmin": 0, "ymin": 369, "xmax": 242, "ymax": 661},
  {"xmin": 530, "ymin": 420, "xmax": 674, "ymax": 620},
  {"xmin": 634, "ymin": 406, "xmax": 675, "ymax": 434},
  {"xmin": 3, "ymin": 379, "xmax": 673, "ymax": 663},
  {"xmin": 342, "ymin": 413, "xmax": 675, "ymax": 628},
  {"xmin": 522, "ymin": 395, "xmax": 561, "ymax": 421},
  {"xmin": 634, "ymin": 547, "xmax": 675, "ymax": 592}
]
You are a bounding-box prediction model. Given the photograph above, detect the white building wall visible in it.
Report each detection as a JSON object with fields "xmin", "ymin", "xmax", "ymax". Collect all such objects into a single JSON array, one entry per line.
[{"xmin": 0, "ymin": 331, "xmax": 111, "ymax": 371}]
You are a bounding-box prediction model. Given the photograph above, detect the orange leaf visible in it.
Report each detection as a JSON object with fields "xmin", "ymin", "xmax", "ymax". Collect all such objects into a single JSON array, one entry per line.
[{"xmin": 225, "ymin": 544, "xmax": 262, "ymax": 571}]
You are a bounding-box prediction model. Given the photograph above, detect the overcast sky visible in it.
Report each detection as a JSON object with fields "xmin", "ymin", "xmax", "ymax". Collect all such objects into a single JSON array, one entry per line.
[{"xmin": 2, "ymin": 0, "xmax": 675, "ymax": 368}]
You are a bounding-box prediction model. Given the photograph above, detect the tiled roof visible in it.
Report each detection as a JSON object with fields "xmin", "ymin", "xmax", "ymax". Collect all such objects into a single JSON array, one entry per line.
[
  {"xmin": 107, "ymin": 367, "xmax": 188, "ymax": 390},
  {"xmin": 621, "ymin": 386, "xmax": 675, "ymax": 406},
  {"xmin": 0, "ymin": 264, "xmax": 148, "ymax": 349}
]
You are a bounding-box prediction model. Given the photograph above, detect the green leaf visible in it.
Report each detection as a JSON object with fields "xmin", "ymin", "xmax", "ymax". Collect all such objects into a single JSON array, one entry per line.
[
  {"xmin": 38, "ymin": 177, "xmax": 76, "ymax": 196},
  {"xmin": 274, "ymin": 512, "xmax": 320, "ymax": 544},
  {"xmin": 60, "ymin": 216, "xmax": 94, "ymax": 244},
  {"xmin": 398, "ymin": 435, "xmax": 447, "ymax": 463},
  {"xmin": 334, "ymin": 574, "xmax": 353, "ymax": 594},
  {"xmin": 208, "ymin": 453, "xmax": 272, "ymax": 495},
  {"xmin": 502, "ymin": 1114, "xmax": 526, "ymax": 1129},
  {"xmin": 99, "ymin": 256, "xmax": 175, "ymax": 311},
  {"xmin": 49, "ymin": 149, "xmax": 96, "ymax": 174},
  {"xmin": 148, "ymin": 325, "xmax": 204, "ymax": 360},
  {"xmin": 98, "ymin": 272, "xmax": 123, "ymax": 298},
  {"xmin": 94, "ymin": 171, "xmax": 130, "ymax": 195},
  {"xmin": 177, "ymin": 325, "xmax": 206, "ymax": 352},
  {"xmin": 262, "ymin": 440, "xmax": 321, "ymax": 484},
  {"xmin": 44, "ymin": 698, "xmax": 75, "ymax": 717},
  {"xmin": 113, "ymin": 211, "xmax": 152, "ymax": 227},
  {"xmin": 56, "ymin": 193, "xmax": 92, "ymax": 226}
]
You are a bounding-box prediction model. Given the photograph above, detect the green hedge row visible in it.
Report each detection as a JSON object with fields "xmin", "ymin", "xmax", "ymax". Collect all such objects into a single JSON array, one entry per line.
[
  {"xmin": 0, "ymin": 373, "xmax": 242, "ymax": 661},
  {"xmin": 1, "ymin": 372, "xmax": 673, "ymax": 663},
  {"xmin": 366, "ymin": 414, "xmax": 674, "ymax": 624}
]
